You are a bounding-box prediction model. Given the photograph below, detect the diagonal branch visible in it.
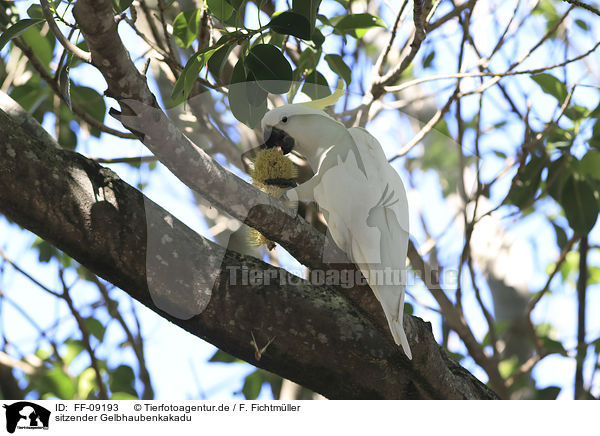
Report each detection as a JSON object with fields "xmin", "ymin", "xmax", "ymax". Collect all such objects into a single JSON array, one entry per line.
[{"xmin": 0, "ymin": 95, "xmax": 497, "ymax": 399}]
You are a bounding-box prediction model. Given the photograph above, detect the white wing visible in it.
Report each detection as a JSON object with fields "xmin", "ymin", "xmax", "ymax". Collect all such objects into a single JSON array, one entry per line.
[{"xmin": 312, "ymin": 129, "xmax": 411, "ymax": 358}]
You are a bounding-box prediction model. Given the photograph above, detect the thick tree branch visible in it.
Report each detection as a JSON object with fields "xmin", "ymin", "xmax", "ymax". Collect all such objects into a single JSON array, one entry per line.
[
  {"xmin": 0, "ymin": 93, "xmax": 497, "ymax": 399},
  {"xmin": 69, "ymin": 0, "xmax": 401, "ymax": 349}
]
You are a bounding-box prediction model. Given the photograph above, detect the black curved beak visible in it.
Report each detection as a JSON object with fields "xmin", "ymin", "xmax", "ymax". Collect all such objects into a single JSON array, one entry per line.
[{"xmin": 262, "ymin": 126, "xmax": 295, "ymax": 154}]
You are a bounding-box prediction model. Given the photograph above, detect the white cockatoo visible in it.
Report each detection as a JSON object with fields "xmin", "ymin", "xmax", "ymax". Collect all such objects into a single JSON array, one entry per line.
[{"xmin": 260, "ymin": 89, "xmax": 412, "ymax": 359}]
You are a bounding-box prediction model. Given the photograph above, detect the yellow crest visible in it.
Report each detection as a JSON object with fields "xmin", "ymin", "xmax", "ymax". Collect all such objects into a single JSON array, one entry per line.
[{"xmin": 300, "ymin": 81, "xmax": 345, "ymax": 111}]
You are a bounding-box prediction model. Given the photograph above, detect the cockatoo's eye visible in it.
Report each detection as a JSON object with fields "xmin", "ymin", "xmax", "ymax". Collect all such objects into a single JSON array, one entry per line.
[{"xmin": 281, "ymin": 116, "xmax": 288, "ymax": 123}]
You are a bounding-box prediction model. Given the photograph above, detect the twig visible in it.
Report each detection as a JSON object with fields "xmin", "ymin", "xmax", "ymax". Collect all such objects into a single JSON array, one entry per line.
[
  {"xmin": 370, "ymin": 0, "xmax": 435, "ymax": 99},
  {"xmin": 0, "ymin": 248, "xmax": 61, "ymax": 298},
  {"xmin": 5, "ymin": 36, "xmax": 137, "ymax": 139},
  {"xmin": 374, "ymin": 0, "xmax": 409, "ymax": 76},
  {"xmin": 59, "ymin": 269, "xmax": 109, "ymax": 400},
  {"xmin": 40, "ymin": 0, "xmax": 91, "ymax": 63},
  {"xmin": 575, "ymin": 236, "xmax": 589, "ymax": 399},
  {"xmin": 388, "ymin": 89, "xmax": 457, "ymax": 161},
  {"xmin": 0, "ymin": 350, "xmax": 36, "ymax": 375},
  {"xmin": 506, "ymin": 353, "xmax": 546, "ymax": 387},
  {"xmin": 383, "ymin": 40, "xmax": 600, "ymax": 94},
  {"xmin": 526, "ymin": 235, "xmax": 578, "ymax": 356},
  {"xmin": 562, "ymin": 0, "xmax": 600, "ymax": 16},
  {"xmin": 407, "ymin": 240, "xmax": 509, "ymax": 398},
  {"xmin": 460, "ymin": 5, "xmax": 575, "ymax": 98},
  {"xmin": 156, "ymin": 0, "xmax": 179, "ymax": 66},
  {"xmin": 91, "ymin": 275, "xmax": 154, "ymax": 399},
  {"xmin": 427, "ymin": 0, "xmax": 477, "ymax": 31}
]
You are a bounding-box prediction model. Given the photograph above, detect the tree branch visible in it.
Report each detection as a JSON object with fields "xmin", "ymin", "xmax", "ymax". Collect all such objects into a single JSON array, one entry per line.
[
  {"xmin": 0, "ymin": 95, "xmax": 498, "ymax": 399},
  {"xmin": 40, "ymin": 0, "xmax": 92, "ymax": 63},
  {"xmin": 561, "ymin": 0, "xmax": 600, "ymax": 17}
]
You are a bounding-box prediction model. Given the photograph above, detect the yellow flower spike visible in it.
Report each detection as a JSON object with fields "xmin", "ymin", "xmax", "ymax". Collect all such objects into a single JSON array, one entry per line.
[{"xmin": 248, "ymin": 148, "xmax": 297, "ymax": 250}]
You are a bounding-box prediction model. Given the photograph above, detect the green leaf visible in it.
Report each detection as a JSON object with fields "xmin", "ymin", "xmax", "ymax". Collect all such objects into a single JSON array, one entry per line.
[
  {"xmin": 532, "ymin": 0, "xmax": 560, "ymax": 35},
  {"xmin": 109, "ymin": 365, "xmax": 137, "ymax": 397},
  {"xmin": 21, "ymin": 26, "xmax": 55, "ymax": 68},
  {"xmin": 77, "ymin": 367, "xmax": 98, "ymax": 399},
  {"xmin": 172, "ymin": 9, "xmax": 203, "ymax": 48},
  {"xmin": 334, "ymin": 13, "xmax": 386, "ymax": 38},
  {"xmin": 557, "ymin": 251, "xmax": 579, "ymax": 283},
  {"xmin": 541, "ymin": 336, "xmax": 567, "ymax": 356},
  {"xmin": 63, "ymin": 339, "xmax": 85, "ymax": 366},
  {"xmin": 588, "ymin": 266, "xmax": 600, "ymax": 285},
  {"xmin": 228, "ymin": 58, "xmax": 268, "ymax": 127},
  {"xmin": 58, "ymin": 105, "xmax": 77, "ymax": 150},
  {"xmin": 245, "ymin": 44, "xmax": 292, "ymax": 94},
  {"xmin": 245, "ymin": 71, "xmax": 268, "ymax": 105},
  {"xmin": 9, "ymin": 80, "xmax": 51, "ymax": 115},
  {"xmin": 564, "ymin": 105, "xmax": 589, "ymax": 121},
  {"xmin": 574, "ymin": 19, "xmax": 588, "ymax": 30},
  {"xmin": 560, "ymin": 175, "xmax": 599, "ymax": 234},
  {"xmin": 589, "ymin": 119, "xmax": 600, "ymax": 150},
  {"xmin": 287, "ymin": 69, "xmax": 303, "ymax": 103},
  {"xmin": 172, "ymin": 45, "xmax": 220, "ymax": 100},
  {"xmin": 241, "ymin": 370, "xmax": 263, "ymax": 399},
  {"xmin": 207, "ymin": 0, "xmax": 234, "ymax": 22},
  {"xmin": 269, "ymin": 11, "xmax": 312, "ymax": 40},
  {"xmin": 27, "ymin": 4, "xmax": 44, "ymax": 19},
  {"xmin": 296, "ymin": 46, "xmax": 320, "ymax": 74},
  {"xmin": 32, "ymin": 238, "xmax": 59, "ymax": 263},
  {"xmin": 324, "ymin": 54, "xmax": 351, "ymax": 85},
  {"xmin": 534, "ymin": 386, "xmax": 561, "ymax": 400},
  {"xmin": 311, "ymin": 28, "xmax": 325, "ymax": 46},
  {"xmin": 112, "ymin": 0, "xmax": 134, "ymax": 13},
  {"xmin": 547, "ymin": 127, "xmax": 574, "ymax": 149},
  {"xmin": 443, "ymin": 347, "xmax": 464, "ymax": 363},
  {"xmin": 71, "ymin": 86, "xmax": 106, "ymax": 137},
  {"xmin": 111, "ymin": 392, "xmax": 138, "ymax": 400},
  {"xmin": 481, "ymin": 320, "xmax": 511, "ymax": 347},
  {"xmin": 57, "ymin": 62, "xmax": 72, "ymax": 109},
  {"xmin": 226, "ymin": 0, "xmax": 245, "ymax": 9},
  {"xmin": 546, "ymin": 155, "xmax": 572, "ymax": 201},
  {"xmin": 209, "ymin": 349, "xmax": 241, "ymax": 363},
  {"xmin": 423, "ymin": 50, "xmax": 435, "ymax": 68},
  {"xmin": 531, "ymin": 73, "xmax": 568, "ymax": 104},
  {"xmin": 84, "ymin": 317, "xmax": 106, "ymax": 342},
  {"xmin": 579, "ymin": 149, "xmax": 600, "ymax": 179},
  {"xmin": 207, "ymin": 37, "xmax": 235, "ymax": 82},
  {"xmin": 302, "ymin": 70, "xmax": 330, "ymax": 100},
  {"xmin": 0, "ymin": 18, "xmax": 45, "ymax": 51},
  {"xmin": 590, "ymin": 101, "xmax": 600, "ymax": 118},
  {"xmin": 499, "ymin": 356, "xmax": 520, "ymax": 378},
  {"xmin": 292, "ymin": 0, "xmax": 321, "ymax": 30},
  {"xmin": 508, "ymin": 155, "xmax": 545, "ymax": 208},
  {"xmin": 551, "ymin": 221, "xmax": 568, "ymax": 250},
  {"xmin": 38, "ymin": 367, "xmax": 76, "ymax": 400}
]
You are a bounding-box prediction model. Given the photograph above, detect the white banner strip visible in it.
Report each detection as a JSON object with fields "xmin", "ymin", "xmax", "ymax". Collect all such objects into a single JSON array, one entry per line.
[{"xmin": 0, "ymin": 400, "xmax": 594, "ymax": 435}]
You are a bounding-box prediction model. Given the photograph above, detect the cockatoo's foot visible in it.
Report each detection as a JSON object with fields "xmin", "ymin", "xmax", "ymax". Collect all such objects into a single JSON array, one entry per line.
[
  {"xmin": 264, "ymin": 178, "xmax": 297, "ymax": 188},
  {"xmin": 280, "ymin": 188, "xmax": 300, "ymax": 215}
]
